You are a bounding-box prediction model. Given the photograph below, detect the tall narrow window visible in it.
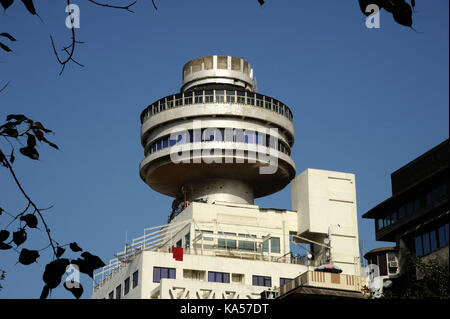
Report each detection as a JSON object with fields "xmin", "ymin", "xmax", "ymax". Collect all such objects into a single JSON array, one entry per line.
[
  {"xmin": 132, "ymin": 270, "xmax": 139, "ymax": 288},
  {"xmin": 423, "ymin": 233, "xmax": 431, "ymax": 255},
  {"xmin": 124, "ymin": 277, "xmax": 130, "ymax": 295},
  {"xmin": 415, "ymin": 235, "xmax": 423, "ymax": 256},
  {"xmin": 271, "ymin": 237, "xmax": 281, "ymax": 253},
  {"xmin": 115, "ymin": 284, "xmax": 122, "ymax": 299},
  {"xmin": 185, "ymin": 233, "xmax": 190, "ymax": 249}
]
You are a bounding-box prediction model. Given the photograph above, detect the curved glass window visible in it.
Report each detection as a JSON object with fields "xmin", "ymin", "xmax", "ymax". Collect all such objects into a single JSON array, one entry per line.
[
  {"xmin": 256, "ymin": 94, "xmax": 264, "ymax": 107},
  {"xmin": 184, "ymin": 92, "xmax": 193, "ymax": 105},
  {"xmin": 205, "ymin": 90, "xmax": 214, "ymax": 103},
  {"xmin": 215, "ymin": 90, "xmax": 225, "ymax": 103},
  {"xmin": 146, "ymin": 128, "xmax": 291, "ymax": 157}
]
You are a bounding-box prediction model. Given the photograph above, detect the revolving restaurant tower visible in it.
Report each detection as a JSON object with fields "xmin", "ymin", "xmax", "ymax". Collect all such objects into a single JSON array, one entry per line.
[
  {"xmin": 139, "ymin": 55, "xmax": 295, "ymax": 206},
  {"xmin": 92, "ymin": 56, "xmax": 364, "ymax": 299}
]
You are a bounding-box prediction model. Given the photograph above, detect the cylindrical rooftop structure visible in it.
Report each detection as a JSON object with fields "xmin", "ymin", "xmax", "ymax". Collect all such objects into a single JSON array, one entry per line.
[{"xmin": 139, "ymin": 55, "xmax": 296, "ymax": 205}]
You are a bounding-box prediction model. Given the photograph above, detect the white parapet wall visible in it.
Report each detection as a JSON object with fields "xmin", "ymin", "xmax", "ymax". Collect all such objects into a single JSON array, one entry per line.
[{"xmin": 291, "ymin": 169, "xmax": 361, "ymax": 275}]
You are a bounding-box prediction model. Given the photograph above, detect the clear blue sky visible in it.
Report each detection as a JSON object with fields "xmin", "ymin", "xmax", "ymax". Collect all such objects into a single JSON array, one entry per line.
[{"xmin": 0, "ymin": 0, "xmax": 448, "ymax": 298}]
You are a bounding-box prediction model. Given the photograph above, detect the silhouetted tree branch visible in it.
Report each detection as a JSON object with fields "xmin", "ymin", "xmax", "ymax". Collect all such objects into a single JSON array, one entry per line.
[{"xmin": 0, "ymin": 115, "xmax": 105, "ymax": 298}]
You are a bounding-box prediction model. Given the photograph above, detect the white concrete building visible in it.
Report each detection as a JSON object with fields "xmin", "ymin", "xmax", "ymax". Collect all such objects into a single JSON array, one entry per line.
[{"xmin": 91, "ymin": 56, "xmax": 364, "ymax": 299}]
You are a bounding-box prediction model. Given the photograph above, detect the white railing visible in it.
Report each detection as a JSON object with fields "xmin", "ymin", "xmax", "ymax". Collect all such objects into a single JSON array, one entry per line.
[{"xmin": 93, "ymin": 219, "xmax": 191, "ymax": 291}]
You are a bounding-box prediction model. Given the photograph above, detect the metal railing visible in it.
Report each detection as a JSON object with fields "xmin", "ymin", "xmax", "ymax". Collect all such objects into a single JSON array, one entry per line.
[{"xmin": 140, "ymin": 90, "xmax": 293, "ymax": 123}]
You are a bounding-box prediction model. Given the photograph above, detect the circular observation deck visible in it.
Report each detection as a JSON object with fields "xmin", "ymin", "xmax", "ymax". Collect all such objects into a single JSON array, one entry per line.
[{"xmin": 139, "ymin": 56, "xmax": 296, "ymax": 204}]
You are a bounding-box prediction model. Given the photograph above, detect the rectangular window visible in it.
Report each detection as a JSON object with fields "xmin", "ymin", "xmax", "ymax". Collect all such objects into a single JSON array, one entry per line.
[
  {"xmin": 174, "ymin": 93, "xmax": 182, "ymax": 106},
  {"xmin": 194, "ymin": 91, "xmax": 203, "ymax": 104},
  {"xmin": 415, "ymin": 235, "xmax": 423, "ymax": 256},
  {"xmin": 398, "ymin": 206, "xmax": 405, "ymax": 219},
  {"xmin": 124, "ymin": 277, "xmax": 130, "ymax": 295},
  {"xmin": 414, "ymin": 199, "xmax": 421, "ymax": 212},
  {"xmin": 108, "ymin": 291, "xmax": 114, "ymax": 299},
  {"xmin": 218, "ymin": 232, "xmax": 237, "ymax": 249},
  {"xmin": 391, "ymin": 211, "xmax": 397, "ymax": 224},
  {"xmin": 265, "ymin": 98, "xmax": 272, "ymax": 109},
  {"xmin": 208, "ymin": 271, "xmax": 230, "ymax": 283},
  {"xmin": 377, "ymin": 218, "xmax": 383, "ymax": 230},
  {"xmin": 153, "ymin": 267, "xmax": 176, "ymax": 283},
  {"xmin": 271, "ymin": 237, "xmax": 281, "ymax": 253},
  {"xmin": 256, "ymin": 94, "xmax": 264, "ymax": 107},
  {"xmin": 226, "ymin": 91, "xmax": 235, "ymax": 103},
  {"xmin": 406, "ymin": 202, "xmax": 414, "ymax": 215},
  {"xmin": 115, "ymin": 284, "xmax": 122, "ymax": 299},
  {"xmin": 215, "ymin": 90, "xmax": 225, "ymax": 103},
  {"xmin": 422, "ymin": 233, "xmax": 430, "ymax": 255},
  {"xmin": 238, "ymin": 234, "xmax": 256, "ymax": 251},
  {"xmin": 184, "ymin": 92, "xmax": 193, "ymax": 104},
  {"xmin": 162, "ymin": 137, "xmax": 169, "ymax": 149},
  {"xmin": 246, "ymin": 92, "xmax": 255, "ymax": 105},
  {"xmin": 205, "ymin": 90, "xmax": 214, "ymax": 103},
  {"xmin": 430, "ymin": 230, "xmax": 438, "ymax": 252},
  {"xmin": 185, "ymin": 233, "xmax": 190, "ymax": 249},
  {"xmin": 378, "ymin": 253, "xmax": 387, "ymax": 276},
  {"xmin": 132, "ymin": 270, "xmax": 138, "ymax": 288},
  {"xmin": 280, "ymin": 278, "xmax": 292, "ymax": 286},
  {"xmin": 252, "ymin": 275, "xmax": 271, "ymax": 287},
  {"xmin": 438, "ymin": 224, "xmax": 449, "ymax": 247},
  {"xmin": 237, "ymin": 91, "xmax": 245, "ymax": 104},
  {"xmin": 196, "ymin": 230, "xmax": 214, "ymax": 241},
  {"xmin": 262, "ymin": 239, "xmax": 269, "ymax": 252}
]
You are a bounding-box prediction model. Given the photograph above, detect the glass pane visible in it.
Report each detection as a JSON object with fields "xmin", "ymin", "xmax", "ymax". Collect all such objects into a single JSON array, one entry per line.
[
  {"xmin": 169, "ymin": 268, "xmax": 176, "ymax": 279},
  {"xmin": 161, "ymin": 268, "xmax": 168, "ymax": 279},
  {"xmin": 446, "ymin": 224, "xmax": 449, "ymax": 244},
  {"xmin": 116, "ymin": 285, "xmax": 121, "ymax": 299},
  {"xmin": 438, "ymin": 225, "xmax": 446, "ymax": 247},
  {"xmin": 423, "ymin": 233, "xmax": 430, "ymax": 255},
  {"xmin": 414, "ymin": 199, "xmax": 421, "ymax": 212},
  {"xmin": 415, "ymin": 236, "xmax": 423, "ymax": 256},
  {"xmin": 153, "ymin": 267, "xmax": 161, "ymax": 283},
  {"xmin": 124, "ymin": 278, "xmax": 130, "ymax": 294},
  {"xmin": 208, "ymin": 272, "xmax": 215, "ymax": 282},
  {"xmin": 430, "ymin": 230, "xmax": 437, "ymax": 252},
  {"xmin": 406, "ymin": 202, "xmax": 414, "ymax": 215},
  {"xmin": 133, "ymin": 270, "xmax": 138, "ymax": 288},
  {"xmin": 271, "ymin": 237, "xmax": 280, "ymax": 253},
  {"xmin": 265, "ymin": 277, "xmax": 271, "ymax": 287},
  {"xmin": 216, "ymin": 273, "xmax": 223, "ymax": 282},
  {"xmin": 398, "ymin": 206, "xmax": 405, "ymax": 219},
  {"xmin": 223, "ymin": 273, "xmax": 230, "ymax": 283},
  {"xmin": 377, "ymin": 219, "xmax": 383, "ymax": 230}
]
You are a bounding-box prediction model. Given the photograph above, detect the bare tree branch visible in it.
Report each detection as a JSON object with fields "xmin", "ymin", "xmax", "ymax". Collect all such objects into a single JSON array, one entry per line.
[{"xmin": 87, "ymin": 0, "xmax": 138, "ymax": 13}]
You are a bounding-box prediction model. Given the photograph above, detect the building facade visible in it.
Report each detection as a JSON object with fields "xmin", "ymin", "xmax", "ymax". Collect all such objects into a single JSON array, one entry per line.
[
  {"xmin": 91, "ymin": 56, "xmax": 364, "ymax": 299},
  {"xmin": 362, "ymin": 139, "xmax": 449, "ymax": 295}
]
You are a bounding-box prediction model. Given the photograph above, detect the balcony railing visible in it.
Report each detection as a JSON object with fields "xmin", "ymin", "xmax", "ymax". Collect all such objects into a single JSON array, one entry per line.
[{"xmin": 140, "ymin": 90, "xmax": 293, "ymax": 124}]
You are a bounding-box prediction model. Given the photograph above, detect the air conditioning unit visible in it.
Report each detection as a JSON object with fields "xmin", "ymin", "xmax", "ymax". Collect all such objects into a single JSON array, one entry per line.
[{"xmin": 389, "ymin": 260, "xmax": 398, "ymax": 268}]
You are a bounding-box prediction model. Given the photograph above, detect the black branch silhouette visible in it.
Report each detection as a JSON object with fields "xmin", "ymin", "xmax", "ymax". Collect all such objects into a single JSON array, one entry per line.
[{"xmin": 0, "ymin": 114, "xmax": 105, "ymax": 298}]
